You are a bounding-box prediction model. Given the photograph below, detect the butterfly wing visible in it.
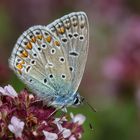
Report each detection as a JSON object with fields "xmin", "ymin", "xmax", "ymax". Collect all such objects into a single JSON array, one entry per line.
[
  {"xmin": 47, "ymin": 12, "xmax": 89, "ymax": 92},
  {"xmin": 9, "ymin": 25, "xmax": 72, "ymax": 102}
]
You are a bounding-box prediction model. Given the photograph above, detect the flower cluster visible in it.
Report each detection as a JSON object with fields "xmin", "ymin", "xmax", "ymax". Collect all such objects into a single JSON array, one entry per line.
[
  {"xmin": 103, "ymin": 17, "xmax": 140, "ymax": 83},
  {"xmin": 0, "ymin": 85, "xmax": 85, "ymax": 140}
]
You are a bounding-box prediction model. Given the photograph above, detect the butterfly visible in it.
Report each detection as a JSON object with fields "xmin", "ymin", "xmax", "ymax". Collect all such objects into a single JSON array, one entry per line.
[{"xmin": 9, "ymin": 12, "xmax": 89, "ymax": 111}]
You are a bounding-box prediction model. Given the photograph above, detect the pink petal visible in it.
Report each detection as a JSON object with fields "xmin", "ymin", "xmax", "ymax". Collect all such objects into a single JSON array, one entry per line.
[
  {"xmin": 8, "ymin": 116, "xmax": 24, "ymax": 138},
  {"xmin": 4, "ymin": 85, "xmax": 18, "ymax": 98},
  {"xmin": 54, "ymin": 118, "xmax": 63, "ymax": 131},
  {"xmin": 8, "ymin": 123, "xmax": 22, "ymax": 138},
  {"xmin": 69, "ymin": 135, "xmax": 76, "ymax": 140},
  {"xmin": 43, "ymin": 130, "xmax": 58, "ymax": 140},
  {"xmin": 0, "ymin": 87, "xmax": 6, "ymax": 95},
  {"xmin": 19, "ymin": 122, "xmax": 24, "ymax": 128},
  {"xmin": 72, "ymin": 114, "xmax": 86, "ymax": 125},
  {"xmin": 62, "ymin": 128, "xmax": 71, "ymax": 138},
  {"xmin": 8, "ymin": 124, "xmax": 15, "ymax": 133},
  {"xmin": 11, "ymin": 116, "xmax": 20, "ymax": 127}
]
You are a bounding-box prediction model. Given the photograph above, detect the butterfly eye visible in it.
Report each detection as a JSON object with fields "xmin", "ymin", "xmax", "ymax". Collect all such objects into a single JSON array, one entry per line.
[{"xmin": 74, "ymin": 97, "xmax": 79, "ymax": 105}]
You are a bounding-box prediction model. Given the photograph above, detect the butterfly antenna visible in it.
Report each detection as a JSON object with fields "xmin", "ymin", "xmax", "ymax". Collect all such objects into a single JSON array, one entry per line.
[
  {"xmin": 84, "ymin": 99, "xmax": 97, "ymax": 112},
  {"xmin": 82, "ymin": 99, "xmax": 96, "ymax": 132}
]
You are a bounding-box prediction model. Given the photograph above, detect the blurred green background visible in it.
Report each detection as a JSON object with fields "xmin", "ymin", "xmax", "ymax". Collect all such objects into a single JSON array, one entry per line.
[{"xmin": 0, "ymin": 0, "xmax": 140, "ymax": 139}]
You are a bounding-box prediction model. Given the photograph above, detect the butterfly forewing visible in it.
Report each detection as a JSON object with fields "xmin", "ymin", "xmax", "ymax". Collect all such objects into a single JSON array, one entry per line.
[
  {"xmin": 47, "ymin": 12, "xmax": 89, "ymax": 93},
  {"xmin": 9, "ymin": 25, "xmax": 71, "ymax": 99}
]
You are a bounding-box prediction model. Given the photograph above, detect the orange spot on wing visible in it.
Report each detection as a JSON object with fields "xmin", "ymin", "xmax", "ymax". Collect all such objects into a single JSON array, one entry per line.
[
  {"xmin": 55, "ymin": 40, "xmax": 60, "ymax": 46},
  {"xmin": 60, "ymin": 27, "xmax": 65, "ymax": 33},
  {"xmin": 16, "ymin": 63, "xmax": 23, "ymax": 70},
  {"xmin": 46, "ymin": 36, "xmax": 52, "ymax": 43},
  {"xmin": 26, "ymin": 42, "xmax": 32, "ymax": 50},
  {"xmin": 57, "ymin": 27, "xmax": 65, "ymax": 34},
  {"xmin": 37, "ymin": 35, "xmax": 43, "ymax": 40},
  {"xmin": 21, "ymin": 50, "xmax": 28, "ymax": 57},
  {"xmin": 21, "ymin": 61, "xmax": 25, "ymax": 65},
  {"xmin": 31, "ymin": 37, "xmax": 36, "ymax": 43}
]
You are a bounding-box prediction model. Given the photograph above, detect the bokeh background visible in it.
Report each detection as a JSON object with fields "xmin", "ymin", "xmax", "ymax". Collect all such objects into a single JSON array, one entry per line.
[{"xmin": 0, "ymin": 0, "xmax": 140, "ymax": 139}]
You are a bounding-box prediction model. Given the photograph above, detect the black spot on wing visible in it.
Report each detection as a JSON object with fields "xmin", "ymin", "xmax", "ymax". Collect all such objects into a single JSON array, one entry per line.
[
  {"xmin": 68, "ymin": 33, "xmax": 73, "ymax": 39},
  {"xmin": 62, "ymin": 38, "xmax": 67, "ymax": 43},
  {"xmin": 44, "ymin": 78, "xmax": 47, "ymax": 83},
  {"xmin": 69, "ymin": 51, "xmax": 78, "ymax": 56}
]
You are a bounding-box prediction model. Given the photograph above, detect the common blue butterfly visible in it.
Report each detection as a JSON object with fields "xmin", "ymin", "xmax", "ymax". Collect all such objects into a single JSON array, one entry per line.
[{"xmin": 9, "ymin": 12, "xmax": 89, "ymax": 111}]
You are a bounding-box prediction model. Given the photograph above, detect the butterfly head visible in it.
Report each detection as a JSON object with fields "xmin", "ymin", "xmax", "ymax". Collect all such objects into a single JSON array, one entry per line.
[
  {"xmin": 72, "ymin": 92, "xmax": 84, "ymax": 107},
  {"xmin": 51, "ymin": 92, "xmax": 84, "ymax": 108}
]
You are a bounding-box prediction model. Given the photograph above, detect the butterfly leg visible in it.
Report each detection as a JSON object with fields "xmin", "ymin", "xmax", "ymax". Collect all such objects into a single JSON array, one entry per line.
[{"xmin": 47, "ymin": 105, "xmax": 66, "ymax": 120}]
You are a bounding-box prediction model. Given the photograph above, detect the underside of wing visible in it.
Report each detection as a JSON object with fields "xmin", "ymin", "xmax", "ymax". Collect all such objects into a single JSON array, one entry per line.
[
  {"xmin": 9, "ymin": 25, "xmax": 72, "ymax": 100},
  {"xmin": 47, "ymin": 12, "xmax": 89, "ymax": 92}
]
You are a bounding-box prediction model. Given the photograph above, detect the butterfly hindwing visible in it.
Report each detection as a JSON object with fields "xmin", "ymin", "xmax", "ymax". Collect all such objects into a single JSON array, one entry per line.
[{"xmin": 47, "ymin": 12, "xmax": 89, "ymax": 92}]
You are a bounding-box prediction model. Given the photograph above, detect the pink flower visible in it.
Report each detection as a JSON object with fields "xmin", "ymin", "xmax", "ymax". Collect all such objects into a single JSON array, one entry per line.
[
  {"xmin": 8, "ymin": 116, "xmax": 24, "ymax": 138},
  {"xmin": 71, "ymin": 113, "xmax": 86, "ymax": 125},
  {"xmin": 69, "ymin": 135, "xmax": 76, "ymax": 140},
  {"xmin": 0, "ymin": 86, "xmax": 85, "ymax": 139},
  {"xmin": 103, "ymin": 16, "xmax": 140, "ymax": 83},
  {"xmin": 0, "ymin": 85, "xmax": 17, "ymax": 98},
  {"xmin": 54, "ymin": 117, "xmax": 71, "ymax": 138},
  {"xmin": 62, "ymin": 128, "xmax": 71, "ymax": 138},
  {"xmin": 43, "ymin": 130, "xmax": 58, "ymax": 140},
  {"xmin": 103, "ymin": 57, "xmax": 125, "ymax": 80}
]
